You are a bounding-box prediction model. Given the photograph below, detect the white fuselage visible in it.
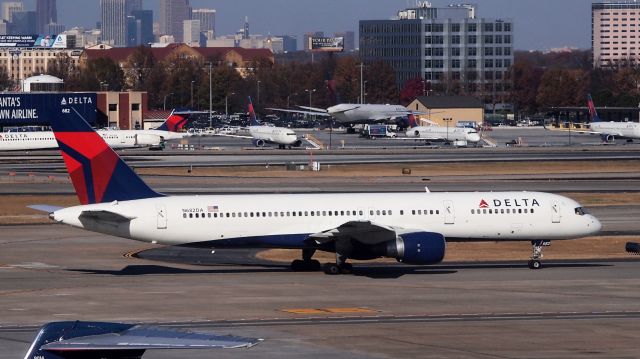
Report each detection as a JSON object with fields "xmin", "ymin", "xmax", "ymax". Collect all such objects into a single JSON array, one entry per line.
[
  {"xmin": 248, "ymin": 126, "xmax": 300, "ymax": 146},
  {"xmin": 52, "ymin": 191, "xmax": 600, "ymax": 247},
  {"xmin": 0, "ymin": 129, "xmax": 185, "ymax": 151},
  {"xmin": 591, "ymin": 121, "xmax": 640, "ymax": 140},
  {"xmin": 327, "ymin": 104, "xmax": 411, "ymax": 123},
  {"xmin": 406, "ymin": 126, "xmax": 481, "ymax": 143}
]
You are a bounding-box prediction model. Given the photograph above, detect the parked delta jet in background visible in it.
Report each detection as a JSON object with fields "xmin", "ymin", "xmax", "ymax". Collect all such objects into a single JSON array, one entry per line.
[
  {"xmin": 218, "ymin": 97, "xmax": 302, "ymax": 149},
  {"xmin": 545, "ymin": 95, "xmax": 640, "ymax": 142},
  {"xmin": 268, "ymin": 103, "xmax": 423, "ymax": 124},
  {"xmin": 31, "ymin": 103, "xmax": 601, "ymax": 273},
  {"xmin": 586, "ymin": 94, "xmax": 640, "ymax": 142},
  {"xmin": 403, "ymin": 114, "xmax": 481, "ymax": 144},
  {"xmin": 0, "ymin": 109, "xmax": 192, "ymax": 151}
]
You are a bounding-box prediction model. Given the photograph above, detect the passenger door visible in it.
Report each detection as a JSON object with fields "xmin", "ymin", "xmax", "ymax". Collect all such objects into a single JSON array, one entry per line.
[
  {"xmin": 156, "ymin": 204, "xmax": 167, "ymax": 229},
  {"xmin": 551, "ymin": 201, "xmax": 561, "ymax": 223},
  {"xmin": 443, "ymin": 200, "xmax": 455, "ymax": 224}
]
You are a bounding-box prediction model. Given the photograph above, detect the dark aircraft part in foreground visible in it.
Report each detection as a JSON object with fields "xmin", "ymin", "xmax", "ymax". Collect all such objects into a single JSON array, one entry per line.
[
  {"xmin": 626, "ymin": 242, "xmax": 640, "ymax": 254},
  {"xmin": 24, "ymin": 321, "xmax": 262, "ymax": 359}
]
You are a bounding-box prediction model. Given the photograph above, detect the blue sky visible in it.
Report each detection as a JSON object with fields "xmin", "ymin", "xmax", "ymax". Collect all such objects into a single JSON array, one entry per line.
[{"xmin": 33, "ymin": 0, "xmax": 592, "ymax": 50}]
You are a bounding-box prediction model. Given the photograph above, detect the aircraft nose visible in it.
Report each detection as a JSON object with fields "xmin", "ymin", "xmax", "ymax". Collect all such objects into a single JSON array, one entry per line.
[{"xmin": 588, "ymin": 215, "xmax": 602, "ymax": 235}]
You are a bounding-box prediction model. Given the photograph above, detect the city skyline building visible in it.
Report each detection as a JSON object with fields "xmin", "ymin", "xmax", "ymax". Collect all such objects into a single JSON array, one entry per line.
[
  {"xmin": 183, "ymin": 19, "xmax": 200, "ymax": 46},
  {"xmin": 36, "ymin": 0, "xmax": 57, "ymax": 34},
  {"xmin": 131, "ymin": 9, "xmax": 153, "ymax": 45},
  {"xmin": 592, "ymin": 1, "xmax": 640, "ymax": 67},
  {"xmin": 2, "ymin": 1, "xmax": 23, "ymax": 23},
  {"xmin": 10, "ymin": 10, "xmax": 36, "ymax": 34},
  {"xmin": 360, "ymin": 3, "xmax": 513, "ymax": 93},
  {"xmin": 159, "ymin": 0, "xmax": 190, "ymax": 43},
  {"xmin": 100, "ymin": 0, "xmax": 127, "ymax": 46},
  {"xmin": 191, "ymin": 8, "xmax": 215, "ymax": 34}
]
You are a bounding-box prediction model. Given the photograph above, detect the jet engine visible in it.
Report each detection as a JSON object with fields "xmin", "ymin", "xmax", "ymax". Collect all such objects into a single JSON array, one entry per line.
[
  {"xmin": 292, "ymin": 139, "xmax": 303, "ymax": 147},
  {"xmin": 601, "ymin": 134, "xmax": 614, "ymax": 142},
  {"xmin": 252, "ymin": 138, "xmax": 266, "ymax": 147},
  {"xmin": 135, "ymin": 134, "xmax": 163, "ymax": 147},
  {"xmin": 386, "ymin": 232, "xmax": 446, "ymax": 265}
]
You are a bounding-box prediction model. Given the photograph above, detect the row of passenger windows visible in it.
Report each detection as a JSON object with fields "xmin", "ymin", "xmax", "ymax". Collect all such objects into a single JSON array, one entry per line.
[
  {"xmin": 183, "ymin": 209, "xmax": 441, "ymax": 219},
  {"xmin": 471, "ymin": 208, "xmax": 535, "ymax": 214}
]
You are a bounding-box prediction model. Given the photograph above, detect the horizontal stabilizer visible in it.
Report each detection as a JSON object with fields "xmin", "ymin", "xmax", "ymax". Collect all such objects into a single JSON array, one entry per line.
[
  {"xmin": 26, "ymin": 321, "xmax": 262, "ymax": 359},
  {"xmin": 28, "ymin": 204, "xmax": 64, "ymax": 213},
  {"xmin": 80, "ymin": 210, "xmax": 137, "ymax": 223}
]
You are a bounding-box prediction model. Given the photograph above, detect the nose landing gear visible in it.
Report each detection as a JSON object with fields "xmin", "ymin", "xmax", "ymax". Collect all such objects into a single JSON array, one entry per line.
[{"xmin": 528, "ymin": 240, "xmax": 550, "ymax": 269}]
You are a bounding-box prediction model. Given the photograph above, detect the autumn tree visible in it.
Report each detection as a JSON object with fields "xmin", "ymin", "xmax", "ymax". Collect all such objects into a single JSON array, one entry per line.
[
  {"xmin": 67, "ymin": 57, "xmax": 124, "ymax": 91},
  {"xmin": 536, "ymin": 68, "xmax": 590, "ymax": 107},
  {"xmin": 510, "ymin": 60, "xmax": 544, "ymax": 113},
  {"xmin": 364, "ymin": 60, "xmax": 397, "ymax": 103},
  {"xmin": 123, "ymin": 46, "xmax": 156, "ymax": 90},
  {"xmin": 46, "ymin": 53, "xmax": 75, "ymax": 81},
  {"xmin": 399, "ymin": 77, "xmax": 428, "ymax": 106}
]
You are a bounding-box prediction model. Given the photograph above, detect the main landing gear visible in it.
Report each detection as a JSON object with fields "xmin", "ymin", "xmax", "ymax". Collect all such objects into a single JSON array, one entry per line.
[
  {"xmin": 528, "ymin": 240, "xmax": 550, "ymax": 269},
  {"xmin": 322, "ymin": 251, "xmax": 353, "ymax": 275},
  {"xmin": 290, "ymin": 248, "xmax": 321, "ymax": 272}
]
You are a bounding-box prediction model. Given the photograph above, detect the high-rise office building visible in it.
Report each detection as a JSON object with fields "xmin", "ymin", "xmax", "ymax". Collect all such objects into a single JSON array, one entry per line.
[
  {"xmin": 2, "ymin": 1, "xmax": 23, "ymax": 23},
  {"xmin": 131, "ymin": 9, "xmax": 153, "ymax": 45},
  {"xmin": 360, "ymin": 3, "xmax": 513, "ymax": 92},
  {"xmin": 10, "ymin": 10, "xmax": 36, "ymax": 34},
  {"xmin": 280, "ymin": 35, "xmax": 297, "ymax": 52},
  {"xmin": 159, "ymin": 0, "xmax": 190, "ymax": 42},
  {"xmin": 100, "ymin": 0, "xmax": 127, "ymax": 46},
  {"xmin": 592, "ymin": 1, "xmax": 640, "ymax": 67},
  {"xmin": 36, "ymin": 0, "xmax": 57, "ymax": 34},
  {"xmin": 126, "ymin": 0, "xmax": 142, "ymax": 15},
  {"xmin": 183, "ymin": 19, "xmax": 200, "ymax": 46},
  {"xmin": 191, "ymin": 8, "xmax": 215, "ymax": 34}
]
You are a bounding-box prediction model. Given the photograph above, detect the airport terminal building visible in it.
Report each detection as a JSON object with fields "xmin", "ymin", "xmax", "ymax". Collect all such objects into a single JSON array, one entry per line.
[{"xmin": 360, "ymin": 2, "xmax": 513, "ymax": 93}]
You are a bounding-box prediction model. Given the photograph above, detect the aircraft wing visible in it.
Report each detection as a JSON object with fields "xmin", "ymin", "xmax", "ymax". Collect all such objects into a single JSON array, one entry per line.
[
  {"xmin": 28, "ymin": 204, "xmax": 64, "ymax": 213},
  {"xmin": 266, "ymin": 108, "xmax": 333, "ymax": 117},
  {"xmin": 27, "ymin": 321, "xmax": 261, "ymax": 359},
  {"xmin": 309, "ymin": 220, "xmax": 398, "ymax": 245},
  {"xmin": 210, "ymin": 133, "xmax": 253, "ymax": 139},
  {"xmin": 79, "ymin": 210, "xmax": 137, "ymax": 223},
  {"xmin": 297, "ymin": 105, "xmax": 329, "ymax": 113}
]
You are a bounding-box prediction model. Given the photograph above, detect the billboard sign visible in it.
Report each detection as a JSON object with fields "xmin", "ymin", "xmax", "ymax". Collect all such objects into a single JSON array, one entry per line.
[
  {"xmin": 310, "ymin": 36, "xmax": 344, "ymax": 52},
  {"xmin": 0, "ymin": 34, "xmax": 68, "ymax": 48},
  {"xmin": 0, "ymin": 93, "xmax": 96, "ymax": 126}
]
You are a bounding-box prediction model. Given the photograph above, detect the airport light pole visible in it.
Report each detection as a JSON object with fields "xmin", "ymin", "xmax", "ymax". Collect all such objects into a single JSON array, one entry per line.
[
  {"xmin": 358, "ymin": 62, "xmax": 365, "ymax": 104},
  {"xmin": 190, "ymin": 80, "xmax": 195, "ymax": 108},
  {"xmin": 163, "ymin": 93, "xmax": 174, "ymax": 110},
  {"xmin": 305, "ymin": 88, "xmax": 316, "ymax": 108},
  {"xmin": 287, "ymin": 92, "xmax": 297, "ymax": 109},
  {"xmin": 225, "ymin": 92, "xmax": 235, "ymax": 118},
  {"xmin": 363, "ymin": 80, "xmax": 368, "ymax": 104},
  {"xmin": 443, "ymin": 117, "xmax": 453, "ymax": 143},
  {"xmin": 257, "ymin": 80, "xmax": 261, "ymax": 104},
  {"xmin": 207, "ymin": 62, "xmax": 213, "ymax": 128}
]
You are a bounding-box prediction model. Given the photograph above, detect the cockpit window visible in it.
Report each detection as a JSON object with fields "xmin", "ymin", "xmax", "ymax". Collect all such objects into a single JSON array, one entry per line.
[{"xmin": 575, "ymin": 207, "xmax": 588, "ymax": 215}]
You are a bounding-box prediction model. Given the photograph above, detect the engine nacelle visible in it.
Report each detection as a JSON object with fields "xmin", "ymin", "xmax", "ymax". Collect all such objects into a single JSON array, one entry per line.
[
  {"xmin": 252, "ymin": 138, "xmax": 266, "ymax": 147},
  {"xmin": 291, "ymin": 139, "xmax": 303, "ymax": 147},
  {"xmin": 135, "ymin": 133, "xmax": 163, "ymax": 147},
  {"xmin": 601, "ymin": 134, "xmax": 614, "ymax": 142},
  {"xmin": 388, "ymin": 232, "xmax": 445, "ymax": 265}
]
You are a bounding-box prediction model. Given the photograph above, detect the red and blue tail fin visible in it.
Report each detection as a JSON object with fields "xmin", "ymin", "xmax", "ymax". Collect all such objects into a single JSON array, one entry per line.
[
  {"xmin": 247, "ymin": 97, "xmax": 259, "ymax": 126},
  {"xmin": 587, "ymin": 94, "xmax": 601, "ymax": 123},
  {"xmin": 156, "ymin": 109, "xmax": 190, "ymax": 132},
  {"xmin": 407, "ymin": 113, "xmax": 418, "ymax": 128},
  {"xmin": 49, "ymin": 106, "xmax": 162, "ymax": 205}
]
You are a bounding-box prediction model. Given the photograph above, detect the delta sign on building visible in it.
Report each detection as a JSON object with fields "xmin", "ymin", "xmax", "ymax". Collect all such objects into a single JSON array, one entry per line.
[{"xmin": 0, "ymin": 93, "xmax": 96, "ymax": 128}]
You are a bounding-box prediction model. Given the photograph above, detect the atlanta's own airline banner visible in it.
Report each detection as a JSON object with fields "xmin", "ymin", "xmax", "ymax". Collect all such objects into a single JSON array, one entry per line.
[{"xmin": 0, "ymin": 93, "xmax": 96, "ymax": 126}]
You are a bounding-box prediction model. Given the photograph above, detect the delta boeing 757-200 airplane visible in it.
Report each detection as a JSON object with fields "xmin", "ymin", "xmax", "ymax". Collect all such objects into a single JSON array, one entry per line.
[
  {"xmin": 0, "ymin": 110, "xmax": 192, "ymax": 151},
  {"xmin": 30, "ymin": 104, "xmax": 602, "ymax": 273}
]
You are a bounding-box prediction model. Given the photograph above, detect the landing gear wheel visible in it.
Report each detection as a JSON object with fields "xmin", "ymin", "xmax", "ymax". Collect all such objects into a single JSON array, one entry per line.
[
  {"xmin": 323, "ymin": 263, "xmax": 340, "ymax": 275},
  {"xmin": 528, "ymin": 260, "xmax": 542, "ymax": 270}
]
